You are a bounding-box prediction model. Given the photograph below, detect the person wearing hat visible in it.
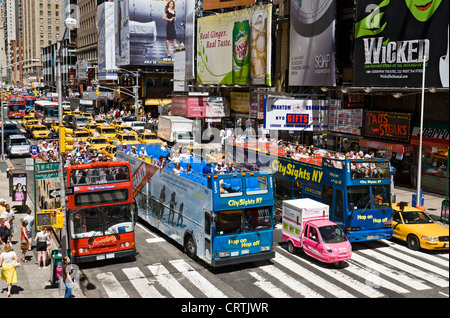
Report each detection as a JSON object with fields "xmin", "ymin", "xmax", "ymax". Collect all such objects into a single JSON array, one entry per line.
[
  {"xmin": 129, "ymin": 146, "xmax": 139, "ymax": 158},
  {"xmin": 0, "ymin": 199, "xmax": 6, "ymax": 214},
  {"xmin": 138, "ymin": 147, "xmax": 147, "ymax": 158}
]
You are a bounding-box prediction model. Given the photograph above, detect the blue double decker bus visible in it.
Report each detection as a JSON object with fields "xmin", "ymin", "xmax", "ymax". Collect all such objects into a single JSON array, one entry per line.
[
  {"xmin": 118, "ymin": 149, "xmax": 275, "ymax": 267},
  {"xmin": 227, "ymin": 141, "xmax": 393, "ymax": 243}
]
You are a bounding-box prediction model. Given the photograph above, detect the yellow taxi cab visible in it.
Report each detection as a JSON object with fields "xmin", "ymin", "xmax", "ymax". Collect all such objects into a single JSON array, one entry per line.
[
  {"xmin": 70, "ymin": 110, "xmax": 82, "ymax": 116},
  {"xmin": 63, "ymin": 108, "xmax": 71, "ymax": 115},
  {"xmin": 115, "ymin": 124, "xmax": 136, "ymax": 135},
  {"xmin": 110, "ymin": 119, "xmax": 124, "ymax": 128},
  {"xmin": 21, "ymin": 114, "xmax": 35, "ymax": 127},
  {"xmin": 94, "ymin": 125, "xmax": 117, "ymax": 142},
  {"xmin": 27, "ymin": 109, "xmax": 35, "ymax": 116},
  {"xmin": 51, "ymin": 121, "xmax": 61, "ymax": 132},
  {"xmin": 101, "ymin": 144, "xmax": 117, "ymax": 159},
  {"xmin": 83, "ymin": 123, "xmax": 100, "ymax": 135},
  {"xmin": 392, "ymin": 202, "xmax": 449, "ymax": 251},
  {"xmin": 86, "ymin": 136, "xmax": 110, "ymax": 151},
  {"xmin": 81, "ymin": 112, "xmax": 93, "ymax": 121},
  {"xmin": 30, "ymin": 124, "xmax": 50, "ymax": 139},
  {"xmin": 137, "ymin": 131, "xmax": 163, "ymax": 144},
  {"xmin": 24, "ymin": 119, "xmax": 40, "ymax": 132},
  {"xmin": 94, "ymin": 118, "xmax": 107, "ymax": 125},
  {"xmin": 66, "ymin": 130, "xmax": 91, "ymax": 143},
  {"xmin": 114, "ymin": 132, "xmax": 141, "ymax": 145}
]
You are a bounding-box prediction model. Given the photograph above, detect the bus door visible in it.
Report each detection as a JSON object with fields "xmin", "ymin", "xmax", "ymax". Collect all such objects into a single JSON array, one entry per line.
[
  {"xmin": 322, "ymin": 184, "xmax": 345, "ymax": 230},
  {"xmin": 204, "ymin": 210, "xmax": 213, "ymax": 264}
]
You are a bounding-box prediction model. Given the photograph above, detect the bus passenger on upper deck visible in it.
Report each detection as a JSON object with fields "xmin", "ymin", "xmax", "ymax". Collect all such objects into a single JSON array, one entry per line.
[{"xmin": 115, "ymin": 168, "xmax": 128, "ymax": 180}]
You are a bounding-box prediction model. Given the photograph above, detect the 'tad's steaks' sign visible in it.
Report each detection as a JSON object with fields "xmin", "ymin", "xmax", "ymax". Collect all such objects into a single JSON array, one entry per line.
[{"xmin": 363, "ymin": 110, "xmax": 412, "ymax": 142}]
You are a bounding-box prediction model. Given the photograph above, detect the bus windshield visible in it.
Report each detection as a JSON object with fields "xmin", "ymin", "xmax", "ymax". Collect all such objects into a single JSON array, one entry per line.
[
  {"xmin": 70, "ymin": 165, "xmax": 130, "ymax": 185},
  {"xmin": 44, "ymin": 107, "xmax": 58, "ymax": 117},
  {"xmin": 347, "ymin": 185, "xmax": 391, "ymax": 211},
  {"xmin": 215, "ymin": 207, "xmax": 271, "ymax": 236},
  {"xmin": 70, "ymin": 205, "xmax": 133, "ymax": 239},
  {"xmin": 319, "ymin": 224, "xmax": 348, "ymax": 243}
]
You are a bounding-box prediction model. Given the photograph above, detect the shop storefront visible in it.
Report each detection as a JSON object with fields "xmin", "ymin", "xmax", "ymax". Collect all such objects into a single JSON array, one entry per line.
[{"xmin": 410, "ymin": 124, "xmax": 449, "ymax": 194}]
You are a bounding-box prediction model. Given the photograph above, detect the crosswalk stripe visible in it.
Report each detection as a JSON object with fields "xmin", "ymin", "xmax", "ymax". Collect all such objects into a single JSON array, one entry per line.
[
  {"xmin": 249, "ymin": 272, "xmax": 291, "ymax": 298},
  {"xmin": 275, "ymin": 247, "xmax": 384, "ymax": 298},
  {"xmin": 272, "ymin": 252, "xmax": 355, "ymax": 298},
  {"xmin": 358, "ymin": 249, "xmax": 448, "ymax": 287},
  {"xmin": 377, "ymin": 243, "xmax": 449, "ymax": 277},
  {"xmin": 170, "ymin": 259, "xmax": 227, "ymax": 298},
  {"xmin": 379, "ymin": 239, "xmax": 450, "ymax": 268},
  {"xmin": 350, "ymin": 253, "xmax": 429, "ymax": 290},
  {"xmin": 97, "ymin": 272, "xmax": 130, "ymax": 298},
  {"xmin": 260, "ymin": 265, "xmax": 324, "ymax": 298},
  {"xmin": 122, "ymin": 267, "xmax": 165, "ymax": 298},
  {"xmin": 147, "ymin": 263, "xmax": 194, "ymax": 298},
  {"xmin": 146, "ymin": 237, "xmax": 166, "ymax": 244}
]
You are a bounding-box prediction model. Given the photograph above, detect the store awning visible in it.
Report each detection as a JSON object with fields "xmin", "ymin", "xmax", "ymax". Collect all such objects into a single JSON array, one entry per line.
[
  {"xmin": 411, "ymin": 136, "xmax": 449, "ymax": 149},
  {"xmin": 145, "ymin": 98, "xmax": 171, "ymax": 106},
  {"xmin": 359, "ymin": 139, "xmax": 415, "ymax": 153}
]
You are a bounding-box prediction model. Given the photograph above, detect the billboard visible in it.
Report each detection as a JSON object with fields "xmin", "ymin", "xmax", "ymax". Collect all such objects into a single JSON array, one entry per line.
[
  {"xmin": 197, "ymin": 4, "xmax": 272, "ymax": 86},
  {"xmin": 263, "ymin": 98, "xmax": 329, "ymax": 131},
  {"xmin": 363, "ymin": 110, "xmax": 412, "ymax": 143},
  {"xmin": 98, "ymin": 2, "xmax": 118, "ymax": 80},
  {"xmin": 354, "ymin": 0, "xmax": 449, "ymax": 87},
  {"xmin": 203, "ymin": 0, "xmax": 255, "ymax": 11},
  {"xmin": 115, "ymin": 0, "xmax": 191, "ymax": 66},
  {"xmin": 289, "ymin": 0, "xmax": 336, "ymax": 86}
]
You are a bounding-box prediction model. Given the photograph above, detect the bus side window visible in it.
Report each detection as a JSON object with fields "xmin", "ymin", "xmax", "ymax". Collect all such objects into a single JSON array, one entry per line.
[
  {"xmin": 335, "ymin": 189, "xmax": 344, "ymax": 221},
  {"xmin": 322, "ymin": 184, "xmax": 333, "ymax": 207}
]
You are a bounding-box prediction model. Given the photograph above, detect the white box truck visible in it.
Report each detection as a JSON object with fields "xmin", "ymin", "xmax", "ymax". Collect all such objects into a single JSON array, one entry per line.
[{"xmin": 157, "ymin": 115, "xmax": 194, "ymax": 145}]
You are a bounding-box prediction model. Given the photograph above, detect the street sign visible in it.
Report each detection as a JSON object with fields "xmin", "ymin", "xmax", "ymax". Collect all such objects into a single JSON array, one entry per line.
[
  {"xmin": 49, "ymin": 189, "xmax": 60, "ymax": 199},
  {"xmin": 35, "ymin": 162, "xmax": 59, "ymax": 173},
  {"xmin": 35, "ymin": 171, "xmax": 59, "ymax": 180},
  {"xmin": 30, "ymin": 145, "xmax": 40, "ymax": 159}
]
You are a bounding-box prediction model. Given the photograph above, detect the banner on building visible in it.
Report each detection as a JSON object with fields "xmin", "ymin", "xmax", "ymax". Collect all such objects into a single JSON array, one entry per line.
[
  {"xmin": 289, "ymin": 0, "xmax": 336, "ymax": 86},
  {"xmin": 203, "ymin": 0, "xmax": 255, "ymax": 11},
  {"xmin": 197, "ymin": 4, "xmax": 272, "ymax": 86},
  {"xmin": 354, "ymin": 0, "xmax": 449, "ymax": 88},
  {"xmin": 263, "ymin": 98, "xmax": 329, "ymax": 131},
  {"xmin": 98, "ymin": 2, "xmax": 118, "ymax": 80}
]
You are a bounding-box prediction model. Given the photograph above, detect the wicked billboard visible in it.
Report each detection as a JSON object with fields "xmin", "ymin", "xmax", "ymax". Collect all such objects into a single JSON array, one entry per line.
[{"xmin": 354, "ymin": 0, "xmax": 449, "ymax": 88}]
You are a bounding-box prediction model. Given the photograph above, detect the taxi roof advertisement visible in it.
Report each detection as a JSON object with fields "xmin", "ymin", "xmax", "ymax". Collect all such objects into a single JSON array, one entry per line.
[
  {"xmin": 197, "ymin": 4, "xmax": 272, "ymax": 86},
  {"xmin": 354, "ymin": 0, "xmax": 449, "ymax": 88}
]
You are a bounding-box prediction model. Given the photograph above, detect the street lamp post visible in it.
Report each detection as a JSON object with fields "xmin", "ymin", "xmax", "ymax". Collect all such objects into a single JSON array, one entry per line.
[
  {"xmin": 108, "ymin": 68, "xmax": 140, "ymax": 117},
  {"xmin": 57, "ymin": 17, "xmax": 77, "ymax": 258},
  {"xmin": 1, "ymin": 59, "xmax": 40, "ymax": 161}
]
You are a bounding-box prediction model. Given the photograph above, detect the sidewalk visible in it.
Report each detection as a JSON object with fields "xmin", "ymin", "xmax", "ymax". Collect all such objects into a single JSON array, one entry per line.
[{"xmin": 0, "ymin": 159, "xmax": 85, "ymax": 298}]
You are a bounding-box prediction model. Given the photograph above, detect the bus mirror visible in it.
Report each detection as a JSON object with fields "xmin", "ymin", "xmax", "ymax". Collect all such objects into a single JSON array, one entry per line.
[{"xmin": 349, "ymin": 203, "xmax": 355, "ymax": 217}]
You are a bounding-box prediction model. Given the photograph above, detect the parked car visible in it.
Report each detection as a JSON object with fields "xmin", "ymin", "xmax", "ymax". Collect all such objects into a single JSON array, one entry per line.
[
  {"xmin": 6, "ymin": 134, "xmax": 30, "ymax": 157},
  {"xmin": 392, "ymin": 202, "xmax": 449, "ymax": 251}
]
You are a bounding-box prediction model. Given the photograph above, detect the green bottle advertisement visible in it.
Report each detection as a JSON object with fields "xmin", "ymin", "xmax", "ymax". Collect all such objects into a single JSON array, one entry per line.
[{"xmin": 232, "ymin": 20, "xmax": 251, "ymax": 85}]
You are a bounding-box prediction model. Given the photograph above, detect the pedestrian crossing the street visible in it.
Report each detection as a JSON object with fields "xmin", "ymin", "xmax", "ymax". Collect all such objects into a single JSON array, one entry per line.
[{"xmin": 92, "ymin": 239, "xmax": 449, "ymax": 298}]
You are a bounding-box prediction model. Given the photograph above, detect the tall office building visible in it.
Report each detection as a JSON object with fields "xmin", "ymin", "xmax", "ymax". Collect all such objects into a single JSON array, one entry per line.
[{"xmin": 22, "ymin": 0, "xmax": 63, "ymax": 87}]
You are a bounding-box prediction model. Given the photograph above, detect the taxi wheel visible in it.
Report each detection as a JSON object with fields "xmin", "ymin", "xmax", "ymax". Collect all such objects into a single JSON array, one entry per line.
[{"xmin": 407, "ymin": 234, "xmax": 420, "ymax": 251}]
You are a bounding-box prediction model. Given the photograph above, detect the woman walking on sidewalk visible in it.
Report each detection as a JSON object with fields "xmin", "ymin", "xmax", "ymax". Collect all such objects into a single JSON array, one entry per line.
[
  {"xmin": 0, "ymin": 243, "xmax": 19, "ymax": 297},
  {"xmin": 20, "ymin": 220, "xmax": 29, "ymax": 262},
  {"xmin": 34, "ymin": 227, "xmax": 49, "ymax": 269}
]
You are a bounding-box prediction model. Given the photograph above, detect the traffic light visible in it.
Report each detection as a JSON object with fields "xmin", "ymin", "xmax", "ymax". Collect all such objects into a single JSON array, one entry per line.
[
  {"xmin": 96, "ymin": 88, "xmax": 99, "ymax": 96},
  {"xmin": 87, "ymin": 68, "xmax": 94, "ymax": 85},
  {"xmin": 117, "ymin": 88, "xmax": 120, "ymax": 95}
]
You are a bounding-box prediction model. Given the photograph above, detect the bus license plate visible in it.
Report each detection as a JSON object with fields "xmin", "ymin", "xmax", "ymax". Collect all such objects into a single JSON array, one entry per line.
[
  {"xmin": 106, "ymin": 253, "xmax": 115, "ymax": 259},
  {"xmin": 367, "ymin": 235, "xmax": 379, "ymax": 240},
  {"xmin": 96, "ymin": 255, "xmax": 105, "ymax": 261}
]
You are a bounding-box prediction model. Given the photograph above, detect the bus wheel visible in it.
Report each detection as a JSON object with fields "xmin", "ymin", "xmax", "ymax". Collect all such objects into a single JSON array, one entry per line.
[
  {"xmin": 407, "ymin": 234, "xmax": 420, "ymax": 251},
  {"xmin": 287, "ymin": 241, "xmax": 296, "ymax": 254},
  {"xmin": 185, "ymin": 235, "xmax": 197, "ymax": 259}
]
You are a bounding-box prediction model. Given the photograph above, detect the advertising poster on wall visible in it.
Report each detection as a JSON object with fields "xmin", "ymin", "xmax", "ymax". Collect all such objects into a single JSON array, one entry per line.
[
  {"xmin": 203, "ymin": 0, "xmax": 256, "ymax": 11},
  {"xmin": 263, "ymin": 98, "xmax": 329, "ymax": 131},
  {"xmin": 115, "ymin": 0, "xmax": 192, "ymax": 66},
  {"xmin": 289, "ymin": 0, "xmax": 336, "ymax": 86},
  {"xmin": 197, "ymin": 4, "xmax": 272, "ymax": 86},
  {"xmin": 354, "ymin": 0, "xmax": 449, "ymax": 87},
  {"xmin": 98, "ymin": 2, "xmax": 118, "ymax": 80}
]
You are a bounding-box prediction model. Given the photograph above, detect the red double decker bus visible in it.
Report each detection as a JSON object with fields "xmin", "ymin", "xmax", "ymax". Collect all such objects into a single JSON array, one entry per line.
[
  {"xmin": 66, "ymin": 161, "xmax": 136, "ymax": 263},
  {"xmin": 8, "ymin": 95, "xmax": 26, "ymax": 119}
]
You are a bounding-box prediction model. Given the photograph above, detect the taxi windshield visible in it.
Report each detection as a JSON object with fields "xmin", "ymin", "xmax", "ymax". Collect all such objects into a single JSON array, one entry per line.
[{"xmin": 401, "ymin": 211, "xmax": 434, "ymax": 224}]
